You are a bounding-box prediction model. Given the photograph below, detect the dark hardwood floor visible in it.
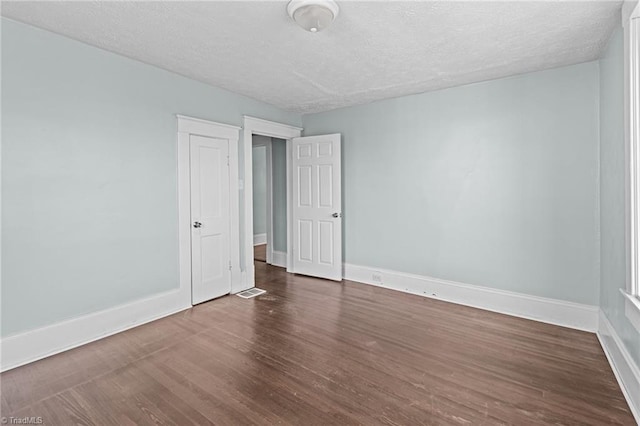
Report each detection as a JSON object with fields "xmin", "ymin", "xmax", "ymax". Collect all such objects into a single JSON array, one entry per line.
[
  {"xmin": 254, "ymin": 244, "xmax": 266, "ymax": 262},
  {"xmin": 1, "ymin": 262, "xmax": 635, "ymax": 425}
]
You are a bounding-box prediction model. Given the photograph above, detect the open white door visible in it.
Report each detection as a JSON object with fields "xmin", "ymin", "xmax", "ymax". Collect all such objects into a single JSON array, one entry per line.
[
  {"xmin": 291, "ymin": 134, "xmax": 342, "ymax": 281},
  {"xmin": 190, "ymin": 134, "xmax": 231, "ymax": 304}
]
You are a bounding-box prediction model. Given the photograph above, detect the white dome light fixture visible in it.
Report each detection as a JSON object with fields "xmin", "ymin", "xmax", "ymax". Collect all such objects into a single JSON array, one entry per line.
[{"xmin": 287, "ymin": 0, "xmax": 339, "ymax": 33}]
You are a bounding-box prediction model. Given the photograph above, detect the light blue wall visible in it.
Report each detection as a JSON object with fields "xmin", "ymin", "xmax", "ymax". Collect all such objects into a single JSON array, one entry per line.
[
  {"xmin": 303, "ymin": 62, "xmax": 600, "ymax": 305},
  {"xmin": 272, "ymin": 138, "xmax": 288, "ymax": 253},
  {"xmin": 252, "ymin": 143, "xmax": 267, "ymax": 236},
  {"xmin": 1, "ymin": 18, "xmax": 301, "ymax": 337},
  {"xmin": 599, "ymin": 26, "xmax": 640, "ymax": 366},
  {"xmin": 2, "ymin": 16, "xmax": 618, "ymax": 338}
]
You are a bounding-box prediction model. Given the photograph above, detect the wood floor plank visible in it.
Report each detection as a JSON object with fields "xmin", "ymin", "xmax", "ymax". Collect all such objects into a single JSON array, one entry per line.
[
  {"xmin": 254, "ymin": 244, "xmax": 267, "ymax": 262},
  {"xmin": 1, "ymin": 262, "xmax": 635, "ymax": 425},
  {"xmin": 200, "ymin": 297, "xmax": 608, "ymax": 425}
]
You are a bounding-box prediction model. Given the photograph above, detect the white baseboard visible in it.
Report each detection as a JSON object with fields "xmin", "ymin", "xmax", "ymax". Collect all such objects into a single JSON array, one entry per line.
[
  {"xmin": 272, "ymin": 250, "xmax": 287, "ymax": 268},
  {"xmin": 343, "ymin": 263, "xmax": 599, "ymax": 332},
  {"xmin": 597, "ymin": 310, "xmax": 640, "ymax": 423},
  {"xmin": 253, "ymin": 233, "xmax": 267, "ymax": 246},
  {"xmin": 0, "ymin": 289, "xmax": 191, "ymax": 372}
]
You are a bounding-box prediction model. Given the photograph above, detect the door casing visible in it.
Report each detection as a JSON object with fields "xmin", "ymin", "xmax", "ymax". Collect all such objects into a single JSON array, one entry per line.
[
  {"xmin": 242, "ymin": 117, "xmax": 303, "ymax": 290},
  {"xmin": 177, "ymin": 115, "xmax": 241, "ymax": 304}
]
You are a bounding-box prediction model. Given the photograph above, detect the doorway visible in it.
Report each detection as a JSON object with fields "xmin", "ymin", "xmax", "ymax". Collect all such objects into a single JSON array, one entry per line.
[
  {"xmin": 252, "ymin": 136, "xmax": 288, "ymax": 268},
  {"xmin": 242, "ymin": 117, "xmax": 302, "ymax": 289},
  {"xmin": 190, "ymin": 134, "xmax": 232, "ymax": 303},
  {"xmin": 242, "ymin": 116, "xmax": 343, "ymax": 289},
  {"xmin": 252, "ymin": 140, "xmax": 268, "ymax": 262}
]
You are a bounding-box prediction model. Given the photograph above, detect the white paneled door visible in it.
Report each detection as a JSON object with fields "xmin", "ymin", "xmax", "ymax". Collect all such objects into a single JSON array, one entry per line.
[
  {"xmin": 190, "ymin": 135, "xmax": 231, "ymax": 304},
  {"xmin": 291, "ymin": 134, "xmax": 342, "ymax": 281}
]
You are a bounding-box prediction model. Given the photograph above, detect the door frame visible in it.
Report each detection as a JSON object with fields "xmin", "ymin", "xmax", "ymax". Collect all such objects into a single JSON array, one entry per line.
[
  {"xmin": 242, "ymin": 116, "xmax": 302, "ymax": 289},
  {"xmin": 177, "ymin": 115, "xmax": 242, "ymax": 303}
]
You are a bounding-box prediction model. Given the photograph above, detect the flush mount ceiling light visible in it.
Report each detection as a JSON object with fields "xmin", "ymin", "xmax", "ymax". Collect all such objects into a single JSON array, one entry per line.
[{"xmin": 287, "ymin": 0, "xmax": 339, "ymax": 33}]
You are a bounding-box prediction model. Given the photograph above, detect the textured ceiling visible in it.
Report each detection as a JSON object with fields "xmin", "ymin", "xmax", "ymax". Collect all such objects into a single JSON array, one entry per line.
[{"xmin": 1, "ymin": 1, "xmax": 623, "ymax": 114}]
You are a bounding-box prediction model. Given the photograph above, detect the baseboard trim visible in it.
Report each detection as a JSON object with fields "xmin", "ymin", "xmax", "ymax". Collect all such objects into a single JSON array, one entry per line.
[
  {"xmin": 0, "ymin": 289, "xmax": 191, "ymax": 372},
  {"xmin": 597, "ymin": 310, "xmax": 640, "ymax": 423},
  {"xmin": 272, "ymin": 250, "xmax": 287, "ymax": 268},
  {"xmin": 343, "ymin": 263, "xmax": 599, "ymax": 332},
  {"xmin": 253, "ymin": 233, "xmax": 267, "ymax": 246}
]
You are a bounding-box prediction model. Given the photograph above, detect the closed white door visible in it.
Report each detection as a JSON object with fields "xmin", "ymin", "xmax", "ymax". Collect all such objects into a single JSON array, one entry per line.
[
  {"xmin": 291, "ymin": 134, "xmax": 342, "ymax": 281},
  {"xmin": 190, "ymin": 135, "xmax": 231, "ymax": 304}
]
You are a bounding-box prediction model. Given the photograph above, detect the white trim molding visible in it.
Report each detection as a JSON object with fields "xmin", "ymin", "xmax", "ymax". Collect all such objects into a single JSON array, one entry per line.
[
  {"xmin": 625, "ymin": 5, "xmax": 640, "ymax": 298},
  {"xmin": 597, "ymin": 311, "xmax": 640, "ymax": 423},
  {"xmin": 253, "ymin": 233, "xmax": 267, "ymax": 246},
  {"xmin": 343, "ymin": 263, "xmax": 599, "ymax": 332},
  {"xmin": 271, "ymin": 250, "xmax": 287, "ymax": 268},
  {"xmin": 242, "ymin": 116, "xmax": 302, "ymax": 290},
  {"xmin": 624, "ymin": 1, "xmax": 640, "ymax": 327},
  {"xmin": 176, "ymin": 114, "xmax": 240, "ymax": 133},
  {"xmin": 177, "ymin": 115, "xmax": 243, "ymax": 295},
  {"xmin": 1, "ymin": 289, "xmax": 190, "ymax": 372}
]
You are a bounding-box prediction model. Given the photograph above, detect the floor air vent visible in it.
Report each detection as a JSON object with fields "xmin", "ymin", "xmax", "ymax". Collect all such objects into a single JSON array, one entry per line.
[{"xmin": 236, "ymin": 288, "xmax": 266, "ymax": 299}]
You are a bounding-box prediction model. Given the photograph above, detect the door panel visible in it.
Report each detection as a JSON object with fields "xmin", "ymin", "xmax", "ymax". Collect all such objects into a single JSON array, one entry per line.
[
  {"xmin": 318, "ymin": 221, "xmax": 334, "ymax": 265},
  {"xmin": 298, "ymin": 219, "xmax": 313, "ymax": 262},
  {"xmin": 291, "ymin": 134, "xmax": 342, "ymax": 281},
  {"xmin": 190, "ymin": 134, "xmax": 231, "ymax": 304},
  {"xmin": 298, "ymin": 165, "xmax": 313, "ymax": 207},
  {"xmin": 318, "ymin": 165, "xmax": 333, "ymax": 207}
]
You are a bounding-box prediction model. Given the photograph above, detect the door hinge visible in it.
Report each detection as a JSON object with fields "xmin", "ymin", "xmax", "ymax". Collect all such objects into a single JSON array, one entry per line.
[
  {"xmin": 227, "ymin": 155, "xmax": 230, "ymax": 166},
  {"xmin": 229, "ymin": 261, "xmax": 232, "ymax": 271}
]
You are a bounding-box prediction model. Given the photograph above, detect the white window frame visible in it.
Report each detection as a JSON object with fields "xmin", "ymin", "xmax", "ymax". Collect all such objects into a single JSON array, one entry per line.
[{"xmin": 624, "ymin": 1, "xmax": 640, "ymax": 332}]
